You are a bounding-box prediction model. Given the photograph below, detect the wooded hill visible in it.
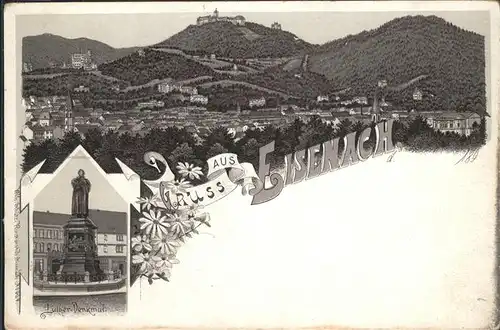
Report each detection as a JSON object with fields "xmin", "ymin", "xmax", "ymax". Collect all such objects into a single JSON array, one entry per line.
[
  {"xmin": 308, "ymin": 15, "xmax": 486, "ymax": 113},
  {"xmin": 155, "ymin": 21, "xmax": 315, "ymax": 58},
  {"xmin": 22, "ymin": 33, "xmax": 138, "ymax": 69}
]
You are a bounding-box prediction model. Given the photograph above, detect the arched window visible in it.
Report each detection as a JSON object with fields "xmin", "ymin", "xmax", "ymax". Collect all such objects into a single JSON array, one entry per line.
[
  {"xmin": 54, "ymin": 244, "xmax": 58, "ymax": 251},
  {"xmin": 40, "ymin": 230, "xmax": 44, "ymax": 238},
  {"xmin": 47, "ymin": 243, "xmax": 52, "ymax": 251},
  {"xmin": 40, "ymin": 243, "xmax": 44, "ymax": 252}
]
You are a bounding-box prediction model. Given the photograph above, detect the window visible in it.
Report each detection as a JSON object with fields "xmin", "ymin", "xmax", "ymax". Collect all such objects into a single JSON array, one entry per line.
[
  {"xmin": 47, "ymin": 243, "xmax": 52, "ymax": 251},
  {"xmin": 104, "ymin": 246, "xmax": 108, "ymax": 253},
  {"xmin": 457, "ymin": 122, "xmax": 461, "ymax": 128},
  {"xmin": 116, "ymin": 234, "xmax": 124, "ymax": 242},
  {"xmin": 40, "ymin": 230, "xmax": 44, "ymax": 238},
  {"xmin": 40, "ymin": 243, "xmax": 44, "ymax": 252},
  {"xmin": 54, "ymin": 243, "xmax": 58, "ymax": 251},
  {"xmin": 35, "ymin": 259, "xmax": 43, "ymax": 273},
  {"xmin": 47, "ymin": 230, "xmax": 52, "ymax": 239},
  {"xmin": 116, "ymin": 245, "xmax": 124, "ymax": 253},
  {"xmin": 34, "ymin": 229, "xmax": 37, "ymax": 238},
  {"xmin": 104, "ymin": 234, "xmax": 108, "ymax": 242}
]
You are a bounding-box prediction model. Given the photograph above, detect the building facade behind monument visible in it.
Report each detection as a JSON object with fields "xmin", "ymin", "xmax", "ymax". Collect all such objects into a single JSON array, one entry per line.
[{"xmin": 33, "ymin": 210, "xmax": 127, "ymax": 275}]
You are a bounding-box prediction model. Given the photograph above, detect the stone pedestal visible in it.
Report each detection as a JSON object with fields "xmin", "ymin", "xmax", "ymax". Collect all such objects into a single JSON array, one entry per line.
[{"xmin": 61, "ymin": 216, "xmax": 102, "ymax": 276}]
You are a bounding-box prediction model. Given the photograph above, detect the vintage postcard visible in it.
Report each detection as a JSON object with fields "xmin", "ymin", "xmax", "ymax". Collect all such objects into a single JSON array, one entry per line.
[{"xmin": 3, "ymin": 1, "xmax": 500, "ymax": 329}]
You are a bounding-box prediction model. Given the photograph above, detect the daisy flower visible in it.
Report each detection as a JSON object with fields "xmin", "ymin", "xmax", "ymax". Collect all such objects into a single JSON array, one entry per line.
[
  {"xmin": 132, "ymin": 252, "xmax": 154, "ymax": 273},
  {"xmin": 149, "ymin": 263, "xmax": 171, "ymax": 278},
  {"xmin": 176, "ymin": 162, "xmax": 204, "ymax": 180},
  {"xmin": 131, "ymin": 235, "xmax": 152, "ymax": 252},
  {"xmin": 151, "ymin": 235, "xmax": 181, "ymax": 254},
  {"xmin": 152, "ymin": 253, "xmax": 180, "ymax": 270},
  {"xmin": 139, "ymin": 209, "xmax": 170, "ymax": 238},
  {"xmin": 164, "ymin": 178, "xmax": 192, "ymax": 194},
  {"xmin": 136, "ymin": 195, "xmax": 157, "ymax": 211},
  {"xmin": 181, "ymin": 203, "xmax": 203, "ymax": 220},
  {"xmin": 166, "ymin": 213, "xmax": 193, "ymax": 238}
]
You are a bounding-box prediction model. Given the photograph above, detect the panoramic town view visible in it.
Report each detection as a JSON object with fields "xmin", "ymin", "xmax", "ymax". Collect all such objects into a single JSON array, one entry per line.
[{"xmin": 20, "ymin": 10, "xmax": 487, "ymax": 178}]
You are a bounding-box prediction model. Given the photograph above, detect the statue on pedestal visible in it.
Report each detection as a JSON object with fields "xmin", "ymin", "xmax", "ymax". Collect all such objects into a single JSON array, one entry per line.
[
  {"xmin": 71, "ymin": 169, "xmax": 91, "ymax": 218},
  {"xmin": 62, "ymin": 169, "xmax": 101, "ymax": 276}
]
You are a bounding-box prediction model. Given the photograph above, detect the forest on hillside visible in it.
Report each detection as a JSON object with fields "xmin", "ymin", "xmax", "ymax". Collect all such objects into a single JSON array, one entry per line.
[
  {"xmin": 309, "ymin": 15, "xmax": 486, "ymax": 114},
  {"xmin": 99, "ymin": 49, "xmax": 214, "ymax": 86},
  {"xmin": 23, "ymin": 115, "xmax": 486, "ymax": 190},
  {"xmin": 156, "ymin": 21, "xmax": 313, "ymax": 58}
]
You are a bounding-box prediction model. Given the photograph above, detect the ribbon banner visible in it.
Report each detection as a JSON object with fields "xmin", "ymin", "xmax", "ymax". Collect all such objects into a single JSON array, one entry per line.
[{"xmin": 144, "ymin": 153, "xmax": 263, "ymax": 211}]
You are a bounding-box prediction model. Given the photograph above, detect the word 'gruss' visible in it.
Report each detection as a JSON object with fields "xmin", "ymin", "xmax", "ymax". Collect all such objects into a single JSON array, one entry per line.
[{"xmin": 251, "ymin": 119, "xmax": 396, "ymax": 205}]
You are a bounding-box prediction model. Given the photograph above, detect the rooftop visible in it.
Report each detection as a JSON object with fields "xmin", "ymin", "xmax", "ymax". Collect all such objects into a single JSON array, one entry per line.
[{"xmin": 33, "ymin": 209, "xmax": 127, "ymax": 234}]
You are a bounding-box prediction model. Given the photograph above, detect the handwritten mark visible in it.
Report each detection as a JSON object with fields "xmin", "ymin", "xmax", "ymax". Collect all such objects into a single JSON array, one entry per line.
[
  {"xmin": 455, "ymin": 147, "xmax": 479, "ymax": 165},
  {"xmin": 387, "ymin": 143, "xmax": 403, "ymax": 163},
  {"xmin": 387, "ymin": 149, "xmax": 397, "ymax": 162}
]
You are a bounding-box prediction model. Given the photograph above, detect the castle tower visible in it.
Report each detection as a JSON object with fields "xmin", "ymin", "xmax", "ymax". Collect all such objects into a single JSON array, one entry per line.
[{"xmin": 371, "ymin": 88, "xmax": 380, "ymax": 122}]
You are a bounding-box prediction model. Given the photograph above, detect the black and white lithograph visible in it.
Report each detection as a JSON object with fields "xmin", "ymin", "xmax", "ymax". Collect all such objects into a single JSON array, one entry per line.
[
  {"xmin": 3, "ymin": 2, "xmax": 499, "ymax": 329},
  {"xmin": 29, "ymin": 145, "xmax": 131, "ymax": 317}
]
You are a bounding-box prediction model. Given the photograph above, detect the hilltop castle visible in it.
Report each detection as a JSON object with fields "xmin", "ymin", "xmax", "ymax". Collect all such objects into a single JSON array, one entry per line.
[{"xmin": 196, "ymin": 9, "xmax": 246, "ymax": 26}]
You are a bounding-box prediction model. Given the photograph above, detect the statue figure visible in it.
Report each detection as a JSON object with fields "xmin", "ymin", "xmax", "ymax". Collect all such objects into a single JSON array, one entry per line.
[{"xmin": 71, "ymin": 169, "xmax": 91, "ymax": 217}]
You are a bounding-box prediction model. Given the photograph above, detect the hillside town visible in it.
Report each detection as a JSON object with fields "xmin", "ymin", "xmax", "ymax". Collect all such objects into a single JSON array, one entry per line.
[
  {"xmin": 20, "ymin": 12, "xmax": 486, "ymax": 150},
  {"xmin": 21, "ymin": 82, "xmax": 482, "ymax": 147}
]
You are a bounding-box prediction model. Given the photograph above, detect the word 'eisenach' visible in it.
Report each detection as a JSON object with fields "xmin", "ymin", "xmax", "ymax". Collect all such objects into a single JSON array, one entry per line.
[{"xmin": 251, "ymin": 119, "xmax": 396, "ymax": 205}]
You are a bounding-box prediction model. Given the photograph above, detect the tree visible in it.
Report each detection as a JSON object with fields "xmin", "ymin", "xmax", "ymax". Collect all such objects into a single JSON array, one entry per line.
[
  {"xmin": 240, "ymin": 138, "xmax": 260, "ymax": 168},
  {"xmin": 168, "ymin": 142, "xmax": 196, "ymax": 166},
  {"xmin": 206, "ymin": 143, "xmax": 228, "ymax": 159}
]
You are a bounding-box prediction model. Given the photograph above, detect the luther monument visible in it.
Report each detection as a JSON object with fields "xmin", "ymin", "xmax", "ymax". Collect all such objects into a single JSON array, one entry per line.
[{"xmin": 60, "ymin": 169, "xmax": 102, "ymax": 275}]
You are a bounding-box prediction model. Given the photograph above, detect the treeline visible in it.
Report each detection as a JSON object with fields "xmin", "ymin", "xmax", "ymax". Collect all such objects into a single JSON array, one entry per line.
[{"xmin": 23, "ymin": 116, "xmax": 486, "ymax": 187}]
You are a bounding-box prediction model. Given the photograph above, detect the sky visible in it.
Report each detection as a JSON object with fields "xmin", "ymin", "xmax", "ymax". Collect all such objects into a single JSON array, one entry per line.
[{"xmin": 17, "ymin": 10, "xmax": 490, "ymax": 48}]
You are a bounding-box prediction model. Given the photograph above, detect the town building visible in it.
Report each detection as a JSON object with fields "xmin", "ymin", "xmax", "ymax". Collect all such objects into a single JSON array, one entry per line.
[
  {"xmin": 180, "ymin": 86, "xmax": 198, "ymax": 95},
  {"xmin": 158, "ymin": 80, "xmax": 177, "ymax": 94},
  {"xmin": 378, "ymin": 80, "xmax": 388, "ymax": 88},
  {"xmin": 190, "ymin": 94, "xmax": 209, "ymax": 105},
  {"xmin": 71, "ymin": 51, "xmax": 96, "ymax": 70},
  {"xmin": 317, "ymin": 95, "xmax": 329, "ymax": 103},
  {"xmin": 73, "ymin": 85, "xmax": 90, "ymax": 93},
  {"xmin": 33, "ymin": 210, "xmax": 127, "ymax": 275},
  {"xmin": 426, "ymin": 112, "xmax": 482, "ymax": 136},
  {"xmin": 271, "ymin": 22, "xmax": 282, "ymax": 30},
  {"xmin": 196, "ymin": 9, "xmax": 246, "ymax": 26},
  {"xmin": 136, "ymin": 100, "xmax": 165, "ymax": 109},
  {"xmin": 23, "ymin": 62, "xmax": 33, "ymax": 73},
  {"xmin": 249, "ymin": 96, "xmax": 266, "ymax": 108},
  {"xmin": 32, "ymin": 125, "xmax": 64, "ymax": 142},
  {"xmin": 33, "ymin": 222, "xmax": 65, "ymax": 274},
  {"xmin": 352, "ymin": 96, "xmax": 368, "ymax": 105},
  {"xmin": 138, "ymin": 49, "xmax": 146, "ymax": 57},
  {"xmin": 38, "ymin": 111, "xmax": 52, "ymax": 126},
  {"xmin": 413, "ymin": 88, "xmax": 423, "ymax": 101}
]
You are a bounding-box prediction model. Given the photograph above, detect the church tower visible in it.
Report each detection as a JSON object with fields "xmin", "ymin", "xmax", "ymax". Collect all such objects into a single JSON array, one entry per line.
[
  {"xmin": 371, "ymin": 89, "xmax": 381, "ymax": 123},
  {"xmin": 65, "ymin": 89, "xmax": 74, "ymax": 132}
]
